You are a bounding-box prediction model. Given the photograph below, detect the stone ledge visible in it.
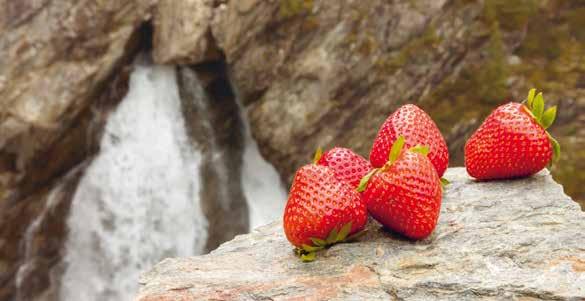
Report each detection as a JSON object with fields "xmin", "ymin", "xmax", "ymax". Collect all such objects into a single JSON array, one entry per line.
[{"xmin": 137, "ymin": 168, "xmax": 585, "ymax": 300}]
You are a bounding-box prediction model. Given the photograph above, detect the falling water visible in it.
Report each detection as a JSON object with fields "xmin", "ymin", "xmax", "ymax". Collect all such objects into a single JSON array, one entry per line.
[
  {"xmin": 59, "ymin": 62, "xmax": 207, "ymax": 300},
  {"xmin": 58, "ymin": 57, "xmax": 287, "ymax": 300},
  {"xmin": 239, "ymin": 103, "xmax": 287, "ymax": 229}
]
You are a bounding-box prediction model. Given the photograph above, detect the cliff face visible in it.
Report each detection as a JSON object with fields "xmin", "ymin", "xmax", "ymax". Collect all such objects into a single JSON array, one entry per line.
[
  {"xmin": 138, "ymin": 168, "xmax": 585, "ymax": 300},
  {"xmin": 207, "ymin": 0, "xmax": 585, "ymax": 204}
]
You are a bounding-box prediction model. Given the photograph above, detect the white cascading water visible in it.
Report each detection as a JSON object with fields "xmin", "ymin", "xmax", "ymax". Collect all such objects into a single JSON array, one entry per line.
[
  {"xmin": 59, "ymin": 62, "xmax": 208, "ymax": 301},
  {"xmin": 239, "ymin": 105, "xmax": 287, "ymax": 229},
  {"xmin": 59, "ymin": 58, "xmax": 287, "ymax": 300}
]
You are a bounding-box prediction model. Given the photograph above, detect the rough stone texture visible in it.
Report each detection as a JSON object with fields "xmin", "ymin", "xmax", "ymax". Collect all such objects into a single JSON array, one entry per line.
[
  {"xmin": 152, "ymin": 0, "xmax": 221, "ymax": 64},
  {"xmin": 210, "ymin": 0, "xmax": 585, "ymax": 206},
  {"xmin": 0, "ymin": 0, "xmax": 156, "ymax": 195},
  {"xmin": 0, "ymin": 1, "xmax": 156, "ymax": 299},
  {"xmin": 138, "ymin": 168, "xmax": 585, "ymax": 300}
]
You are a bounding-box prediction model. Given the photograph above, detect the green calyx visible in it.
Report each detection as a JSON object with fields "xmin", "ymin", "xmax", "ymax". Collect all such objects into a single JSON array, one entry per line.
[
  {"xmin": 294, "ymin": 222, "xmax": 365, "ymax": 262},
  {"xmin": 313, "ymin": 146, "xmax": 323, "ymax": 164},
  {"xmin": 409, "ymin": 145, "xmax": 430, "ymax": 156},
  {"xmin": 388, "ymin": 136, "xmax": 406, "ymax": 164},
  {"xmin": 440, "ymin": 177, "xmax": 450, "ymax": 187},
  {"xmin": 357, "ymin": 168, "xmax": 378, "ymax": 192},
  {"xmin": 357, "ymin": 137, "xmax": 435, "ymax": 193},
  {"xmin": 524, "ymin": 88, "xmax": 561, "ymax": 162}
]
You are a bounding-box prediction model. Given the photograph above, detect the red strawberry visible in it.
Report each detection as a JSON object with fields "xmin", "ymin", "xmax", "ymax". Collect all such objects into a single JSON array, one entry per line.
[
  {"xmin": 369, "ymin": 104, "xmax": 449, "ymax": 177},
  {"xmin": 283, "ymin": 164, "xmax": 368, "ymax": 261},
  {"xmin": 316, "ymin": 147, "xmax": 373, "ymax": 188},
  {"xmin": 359, "ymin": 137, "xmax": 442, "ymax": 240},
  {"xmin": 465, "ymin": 89, "xmax": 560, "ymax": 180}
]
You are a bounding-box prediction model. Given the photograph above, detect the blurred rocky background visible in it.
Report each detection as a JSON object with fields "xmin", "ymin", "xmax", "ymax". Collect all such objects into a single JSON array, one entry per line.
[{"xmin": 0, "ymin": 0, "xmax": 583, "ymax": 300}]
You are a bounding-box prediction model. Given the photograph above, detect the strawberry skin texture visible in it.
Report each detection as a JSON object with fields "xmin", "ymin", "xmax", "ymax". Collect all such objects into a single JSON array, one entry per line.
[
  {"xmin": 283, "ymin": 165, "xmax": 368, "ymax": 247},
  {"xmin": 362, "ymin": 151, "xmax": 442, "ymax": 240},
  {"xmin": 465, "ymin": 102, "xmax": 552, "ymax": 180},
  {"xmin": 369, "ymin": 104, "xmax": 449, "ymax": 177},
  {"xmin": 317, "ymin": 147, "xmax": 373, "ymax": 188}
]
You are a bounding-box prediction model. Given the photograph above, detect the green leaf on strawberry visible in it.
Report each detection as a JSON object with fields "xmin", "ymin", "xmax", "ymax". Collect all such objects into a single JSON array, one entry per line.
[
  {"xmin": 302, "ymin": 244, "xmax": 324, "ymax": 252},
  {"xmin": 388, "ymin": 136, "xmax": 405, "ymax": 164},
  {"xmin": 526, "ymin": 88, "xmax": 536, "ymax": 107},
  {"xmin": 523, "ymin": 88, "xmax": 561, "ymax": 164},
  {"xmin": 357, "ymin": 168, "xmax": 378, "ymax": 192},
  {"xmin": 336, "ymin": 222, "xmax": 352, "ymax": 241},
  {"xmin": 440, "ymin": 177, "xmax": 450, "ymax": 187},
  {"xmin": 410, "ymin": 145, "xmax": 430, "ymax": 156},
  {"xmin": 532, "ymin": 92, "xmax": 545, "ymax": 121},
  {"xmin": 294, "ymin": 221, "xmax": 360, "ymax": 262},
  {"xmin": 310, "ymin": 238, "xmax": 327, "ymax": 247},
  {"xmin": 547, "ymin": 132, "xmax": 561, "ymax": 162},
  {"xmin": 313, "ymin": 147, "xmax": 323, "ymax": 163},
  {"xmin": 541, "ymin": 106, "xmax": 557, "ymax": 129},
  {"xmin": 300, "ymin": 252, "xmax": 316, "ymax": 262},
  {"xmin": 345, "ymin": 228, "xmax": 367, "ymax": 242},
  {"xmin": 326, "ymin": 227, "xmax": 339, "ymax": 245}
]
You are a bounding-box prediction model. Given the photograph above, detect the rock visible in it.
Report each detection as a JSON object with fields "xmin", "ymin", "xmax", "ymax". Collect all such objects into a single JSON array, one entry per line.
[
  {"xmin": 153, "ymin": 0, "xmax": 221, "ymax": 64},
  {"xmin": 210, "ymin": 0, "xmax": 481, "ymax": 185},
  {"xmin": 137, "ymin": 168, "xmax": 585, "ymax": 300},
  {"xmin": 0, "ymin": 0, "xmax": 156, "ymax": 194},
  {"xmin": 208, "ymin": 0, "xmax": 585, "ymax": 207}
]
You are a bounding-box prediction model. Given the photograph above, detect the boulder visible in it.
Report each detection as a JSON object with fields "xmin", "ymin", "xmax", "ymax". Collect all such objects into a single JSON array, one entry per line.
[{"xmin": 137, "ymin": 168, "xmax": 585, "ymax": 300}]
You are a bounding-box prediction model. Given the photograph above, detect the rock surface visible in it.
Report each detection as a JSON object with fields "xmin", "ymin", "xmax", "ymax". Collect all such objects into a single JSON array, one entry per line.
[
  {"xmin": 153, "ymin": 0, "xmax": 220, "ymax": 64},
  {"xmin": 138, "ymin": 168, "xmax": 585, "ymax": 300}
]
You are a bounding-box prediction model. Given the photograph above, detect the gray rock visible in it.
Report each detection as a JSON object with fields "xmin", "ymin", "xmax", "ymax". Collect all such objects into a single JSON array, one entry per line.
[{"xmin": 137, "ymin": 168, "xmax": 585, "ymax": 300}]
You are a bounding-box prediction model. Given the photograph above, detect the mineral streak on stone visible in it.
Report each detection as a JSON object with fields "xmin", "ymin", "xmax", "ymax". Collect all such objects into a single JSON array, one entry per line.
[{"xmin": 137, "ymin": 168, "xmax": 585, "ymax": 300}]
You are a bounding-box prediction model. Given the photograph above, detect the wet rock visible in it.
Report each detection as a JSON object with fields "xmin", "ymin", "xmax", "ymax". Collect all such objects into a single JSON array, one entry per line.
[{"xmin": 138, "ymin": 168, "xmax": 585, "ymax": 300}]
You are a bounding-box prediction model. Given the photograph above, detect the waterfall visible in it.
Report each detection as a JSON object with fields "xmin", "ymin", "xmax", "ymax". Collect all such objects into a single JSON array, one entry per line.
[
  {"xmin": 239, "ymin": 102, "xmax": 287, "ymax": 229},
  {"xmin": 59, "ymin": 62, "xmax": 207, "ymax": 301},
  {"xmin": 15, "ymin": 174, "xmax": 70, "ymax": 301},
  {"xmin": 58, "ymin": 58, "xmax": 286, "ymax": 300}
]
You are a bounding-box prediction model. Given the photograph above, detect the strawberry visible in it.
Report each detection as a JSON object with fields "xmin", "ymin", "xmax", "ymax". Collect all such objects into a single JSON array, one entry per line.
[
  {"xmin": 465, "ymin": 89, "xmax": 560, "ymax": 180},
  {"xmin": 283, "ymin": 163, "xmax": 368, "ymax": 261},
  {"xmin": 316, "ymin": 147, "xmax": 373, "ymax": 188},
  {"xmin": 369, "ymin": 104, "xmax": 449, "ymax": 178},
  {"xmin": 359, "ymin": 137, "xmax": 442, "ymax": 240}
]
